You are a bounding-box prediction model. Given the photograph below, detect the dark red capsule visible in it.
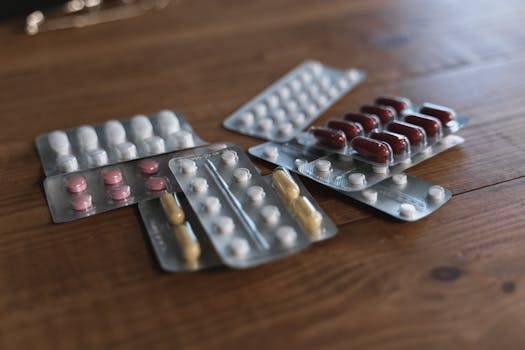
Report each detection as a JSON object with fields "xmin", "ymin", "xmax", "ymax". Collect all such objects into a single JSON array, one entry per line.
[
  {"xmin": 326, "ymin": 119, "xmax": 363, "ymax": 140},
  {"xmin": 351, "ymin": 136, "xmax": 392, "ymax": 164},
  {"xmin": 343, "ymin": 112, "xmax": 379, "ymax": 133},
  {"xmin": 310, "ymin": 126, "xmax": 347, "ymax": 149},
  {"xmin": 404, "ymin": 113, "xmax": 442, "ymax": 138},
  {"xmin": 360, "ymin": 104, "xmax": 396, "ymax": 124},
  {"xmin": 419, "ymin": 102, "xmax": 456, "ymax": 125},
  {"xmin": 387, "ymin": 121, "xmax": 426, "ymax": 147},
  {"xmin": 375, "ymin": 95, "xmax": 411, "ymax": 114},
  {"xmin": 370, "ymin": 131, "xmax": 409, "ymax": 155}
]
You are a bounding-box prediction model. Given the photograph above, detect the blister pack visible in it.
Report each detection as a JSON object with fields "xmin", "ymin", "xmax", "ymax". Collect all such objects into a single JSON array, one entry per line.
[
  {"xmin": 36, "ymin": 110, "xmax": 204, "ymax": 176},
  {"xmin": 222, "ymin": 60, "xmax": 366, "ymax": 142},
  {"xmin": 167, "ymin": 143, "xmax": 337, "ymax": 269}
]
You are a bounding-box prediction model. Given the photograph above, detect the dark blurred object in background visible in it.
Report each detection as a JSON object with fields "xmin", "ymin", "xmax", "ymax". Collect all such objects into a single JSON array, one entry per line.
[{"xmin": 0, "ymin": 1, "xmax": 67, "ymax": 20}]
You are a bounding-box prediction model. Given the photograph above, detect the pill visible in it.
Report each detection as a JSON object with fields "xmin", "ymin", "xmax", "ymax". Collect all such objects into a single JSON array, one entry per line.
[
  {"xmin": 269, "ymin": 109, "xmax": 285, "ymax": 123},
  {"xmin": 343, "ymin": 112, "xmax": 380, "ymax": 133},
  {"xmin": 399, "ymin": 203, "xmax": 417, "ymax": 219},
  {"xmin": 254, "ymin": 103, "xmax": 268, "ymax": 118},
  {"xmin": 146, "ymin": 176, "xmax": 167, "ymax": 191},
  {"xmin": 246, "ymin": 186, "xmax": 266, "ymax": 205},
  {"xmin": 229, "ymin": 238, "xmax": 250, "ymax": 258},
  {"xmin": 144, "ymin": 135, "xmax": 166, "ymax": 154},
  {"xmin": 404, "ymin": 113, "xmax": 443, "ymax": 138},
  {"xmin": 337, "ymin": 78, "xmax": 350, "ymax": 90},
  {"xmin": 103, "ymin": 169, "xmax": 123, "ymax": 185},
  {"xmin": 297, "ymin": 92, "xmax": 309, "ymax": 104},
  {"xmin": 139, "ymin": 159, "xmax": 159, "ymax": 175},
  {"xmin": 278, "ymin": 86, "xmax": 291, "ymax": 100},
  {"xmin": 293, "ymin": 196, "xmax": 322, "ymax": 238},
  {"xmin": 130, "ymin": 115, "xmax": 153, "ymax": 141},
  {"xmin": 48, "ymin": 131, "xmax": 70, "ymax": 155},
  {"xmin": 116, "ymin": 141, "xmax": 137, "ymax": 160},
  {"xmin": 360, "ymin": 104, "xmax": 396, "ymax": 124},
  {"xmin": 267, "ymin": 95, "xmax": 280, "ymax": 109},
  {"xmin": 309, "ymin": 126, "xmax": 347, "ymax": 149},
  {"xmin": 156, "ymin": 110, "xmax": 180, "ymax": 136},
  {"xmin": 276, "ymin": 226, "xmax": 298, "ymax": 248},
  {"xmin": 76, "ymin": 126, "xmax": 98, "ymax": 151},
  {"xmin": 419, "ymin": 103, "xmax": 456, "ymax": 125},
  {"xmin": 160, "ymin": 193, "xmax": 185, "ymax": 225},
  {"xmin": 277, "ymin": 122, "xmax": 294, "ymax": 137},
  {"xmin": 370, "ymin": 131, "xmax": 410, "ymax": 156},
  {"xmin": 392, "ymin": 173, "xmax": 407, "ymax": 185},
  {"xmin": 348, "ymin": 173, "xmax": 366, "ymax": 186},
  {"xmin": 70, "ymin": 193, "xmax": 92, "ymax": 211},
  {"xmin": 172, "ymin": 130, "xmax": 195, "ymax": 149},
  {"xmin": 263, "ymin": 145, "xmax": 279, "ymax": 159},
  {"xmin": 428, "ymin": 185, "xmax": 445, "ymax": 202},
  {"xmin": 272, "ymin": 169, "xmax": 300, "ymax": 203},
  {"xmin": 257, "ymin": 118, "xmax": 273, "ymax": 132},
  {"xmin": 316, "ymin": 94, "xmax": 328, "ymax": 107},
  {"xmin": 375, "ymin": 95, "xmax": 411, "ymax": 114},
  {"xmin": 310, "ymin": 62, "xmax": 323, "ymax": 76},
  {"xmin": 104, "ymin": 120, "xmax": 127, "ymax": 145},
  {"xmin": 300, "ymin": 71, "xmax": 313, "ymax": 84},
  {"xmin": 304, "ymin": 103, "xmax": 317, "ymax": 115},
  {"xmin": 314, "ymin": 159, "xmax": 331, "ymax": 173},
  {"xmin": 110, "ymin": 184, "xmax": 131, "ymax": 201},
  {"xmin": 326, "ymin": 119, "xmax": 363, "ymax": 140},
  {"xmin": 289, "ymin": 112, "xmax": 306, "ymax": 126},
  {"xmin": 66, "ymin": 176, "xmax": 87, "ymax": 193},
  {"xmin": 191, "ymin": 177, "xmax": 208, "ymax": 194},
  {"xmin": 57, "ymin": 154, "xmax": 79, "ymax": 172},
  {"xmin": 351, "ymin": 136, "xmax": 392, "ymax": 164},
  {"xmin": 328, "ymin": 86, "xmax": 339, "ymax": 98},
  {"xmin": 173, "ymin": 224, "xmax": 201, "ymax": 262},
  {"xmin": 179, "ymin": 159, "xmax": 197, "ymax": 175},
  {"xmin": 294, "ymin": 158, "xmax": 306, "ymax": 169},
  {"xmin": 87, "ymin": 148, "xmax": 108, "ymax": 166},
  {"xmin": 260, "ymin": 205, "xmax": 280, "ymax": 226},
  {"xmin": 238, "ymin": 112, "xmax": 254, "ymax": 127},
  {"xmin": 320, "ymin": 76, "xmax": 331, "ymax": 90},
  {"xmin": 214, "ymin": 216, "xmax": 234, "ymax": 236},
  {"xmin": 289, "ymin": 79, "xmax": 302, "ymax": 93},
  {"xmin": 285, "ymin": 100, "xmax": 299, "ymax": 113},
  {"xmin": 362, "ymin": 189, "xmax": 378, "ymax": 203},
  {"xmin": 202, "ymin": 196, "xmax": 221, "ymax": 214},
  {"xmin": 221, "ymin": 150, "xmax": 238, "ymax": 166},
  {"xmin": 346, "ymin": 69, "xmax": 361, "ymax": 81},
  {"xmin": 387, "ymin": 121, "xmax": 427, "ymax": 147},
  {"xmin": 233, "ymin": 168, "xmax": 251, "ymax": 184},
  {"xmin": 307, "ymin": 84, "xmax": 320, "ymax": 97}
]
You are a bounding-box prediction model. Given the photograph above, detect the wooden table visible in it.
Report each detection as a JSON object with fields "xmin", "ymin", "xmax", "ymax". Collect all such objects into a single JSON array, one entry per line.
[{"xmin": 1, "ymin": 0, "xmax": 525, "ymax": 348}]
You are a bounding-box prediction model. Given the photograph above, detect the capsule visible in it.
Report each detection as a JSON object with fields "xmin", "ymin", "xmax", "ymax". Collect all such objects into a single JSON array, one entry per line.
[
  {"xmin": 293, "ymin": 196, "xmax": 322, "ymax": 238},
  {"xmin": 419, "ymin": 102, "xmax": 457, "ymax": 125},
  {"xmin": 351, "ymin": 136, "xmax": 392, "ymax": 164},
  {"xmin": 272, "ymin": 169, "xmax": 300, "ymax": 203},
  {"xmin": 172, "ymin": 223, "xmax": 201, "ymax": 263},
  {"xmin": 404, "ymin": 113, "xmax": 442, "ymax": 138},
  {"xmin": 370, "ymin": 131, "xmax": 409, "ymax": 156},
  {"xmin": 309, "ymin": 126, "xmax": 347, "ymax": 149},
  {"xmin": 343, "ymin": 112, "xmax": 379, "ymax": 133},
  {"xmin": 360, "ymin": 104, "xmax": 396, "ymax": 124},
  {"xmin": 160, "ymin": 193, "xmax": 185, "ymax": 225},
  {"xmin": 375, "ymin": 95, "xmax": 411, "ymax": 114},
  {"xmin": 326, "ymin": 119, "xmax": 363, "ymax": 140},
  {"xmin": 387, "ymin": 121, "xmax": 426, "ymax": 147}
]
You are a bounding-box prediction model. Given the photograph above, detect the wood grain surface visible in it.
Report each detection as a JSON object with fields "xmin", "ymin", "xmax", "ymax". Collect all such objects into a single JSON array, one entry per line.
[{"xmin": 1, "ymin": 0, "xmax": 525, "ymax": 349}]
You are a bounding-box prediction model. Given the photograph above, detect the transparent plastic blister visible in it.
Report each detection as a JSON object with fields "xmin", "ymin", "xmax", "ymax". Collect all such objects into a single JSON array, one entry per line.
[
  {"xmin": 222, "ymin": 60, "xmax": 366, "ymax": 142},
  {"xmin": 36, "ymin": 110, "xmax": 204, "ymax": 176}
]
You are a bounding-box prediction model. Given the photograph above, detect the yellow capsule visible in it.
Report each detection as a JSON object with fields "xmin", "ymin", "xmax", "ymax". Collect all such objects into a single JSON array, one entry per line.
[
  {"xmin": 173, "ymin": 224, "xmax": 201, "ymax": 263},
  {"xmin": 272, "ymin": 169, "xmax": 300, "ymax": 203},
  {"xmin": 160, "ymin": 193, "xmax": 185, "ymax": 225},
  {"xmin": 293, "ymin": 196, "xmax": 323, "ymax": 238}
]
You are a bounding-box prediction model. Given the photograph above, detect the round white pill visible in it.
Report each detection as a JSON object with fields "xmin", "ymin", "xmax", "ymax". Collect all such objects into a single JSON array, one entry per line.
[
  {"xmin": 362, "ymin": 189, "xmax": 378, "ymax": 203},
  {"xmin": 179, "ymin": 159, "xmax": 197, "ymax": 174},
  {"xmin": 191, "ymin": 177, "xmax": 208, "ymax": 194},
  {"xmin": 173, "ymin": 130, "xmax": 195, "ymax": 149},
  {"xmin": 428, "ymin": 185, "xmax": 445, "ymax": 202},
  {"xmin": 294, "ymin": 158, "xmax": 306, "ymax": 169},
  {"xmin": 233, "ymin": 168, "xmax": 251, "ymax": 184},
  {"xmin": 131, "ymin": 115, "xmax": 153, "ymax": 141},
  {"xmin": 276, "ymin": 226, "xmax": 297, "ymax": 248},
  {"xmin": 247, "ymin": 186, "xmax": 266, "ymax": 205},
  {"xmin": 348, "ymin": 173, "xmax": 366, "ymax": 186},
  {"xmin": 221, "ymin": 150, "xmax": 238, "ymax": 166},
  {"xmin": 300, "ymin": 71, "xmax": 313, "ymax": 84},
  {"xmin": 202, "ymin": 196, "xmax": 221, "ymax": 214},
  {"xmin": 320, "ymin": 76, "xmax": 331, "ymax": 90},
  {"xmin": 254, "ymin": 103, "xmax": 268, "ymax": 118},
  {"xmin": 328, "ymin": 86, "xmax": 339, "ymax": 98},
  {"xmin": 317, "ymin": 94, "xmax": 328, "ymax": 107},
  {"xmin": 104, "ymin": 120, "xmax": 127, "ymax": 145},
  {"xmin": 263, "ymin": 145, "xmax": 279, "ymax": 159},
  {"xmin": 266, "ymin": 95, "xmax": 280, "ymax": 109},
  {"xmin": 285, "ymin": 100, "xmax": 299, "ymax": 113},
  {"xmin": 289, "ymin": 79, "xmax": 302, "ymax": 93},
  {"xmin": 214, "ymin": 216, "xmax": 234, "ymax": 236},
  {"xmin": 229, "ymin": 238, "xmax": 250, "ymax": 258},
  {"xmin": 157, "ymin": 110, "xmax": 180, "ymax": 136},
  {"xmin": 373, "ymin": 165, "xmax": 389, "ymax": 174},
  {"xmin": 116, "ymin": 142, "xmax": 137, "ymax": 160},
  {"xmin": 399, "ymin": 203, "xmax": 417, "ymax": 219},
  {"xmin": 238, "ymin": 112, "xmax": 254, "ymax": 127},
  {"xmin": 87, "ymin": 148, "xmax": 108, "ymax": 166},
  {"xmin": 392, "ymin": 173, "xmax": 407, "ymax": 185},
  {"xmin": 260, "ymin": 205, "xmax": 280, "ymax": 226},
  {"xmin": 310, "ymin": 62, "xmax": 323, "ymax": 76},
  {"xmin": 57, "ymin": 154, "xmax": 78, "ymax": 172},
  {"xmin": 278, "ymin": 86, "xmax": 291, "ymax": 100},
  {"xmin": 272, "ymin": 109, "xmax": 287, "ymax": 123},
  {"xmin": 257, "ymin": 118, "xmax": 273, "ymax": 133},
  {"xmin": 277, "ymin": 122, "xmax": 294, "ymax": 137},
  {"xmin": 289, "ymin": 112, "xmax": 306, "ymax": 126},
  {"xmin": 305, "ymin": 103, "xmax": 318, "ymax": 115},
  {"xmin": 307, "ymin": 84, "xmax": 320, "ymax": 97},
  {"xmin": 297, "ymin": 92, "xmax": 309, "ymax": 104},
  {"xmin": 337, "ymin": 78, "xmax": 350, "ymax": 90},
  {"xmin": 315, "ymin": 159, "xmax": 331, "ymax": 173},
  {"xmin": 76, "ymin": 126, "xmax": 98, "ymax": 151},
  {"xmin": 144, "ymin": 135, "xmax": 165, "ymax": 155},
  {"xmin": 346, "ymin": 69, "xmax": 361, "ymax": 81},
  {"xmin": 48, "ymin": 131, "xmax": 71, "ymax": 155}
]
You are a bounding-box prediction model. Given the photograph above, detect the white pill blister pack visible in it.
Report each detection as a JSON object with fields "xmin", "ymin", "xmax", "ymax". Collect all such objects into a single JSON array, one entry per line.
[
  {"xmin": 222, "ymin": 60, "xmax": 366, "ymax": 142},
  {"xmin": 36, "ymin": 110, "xmax": 203, "ymax": 176}
]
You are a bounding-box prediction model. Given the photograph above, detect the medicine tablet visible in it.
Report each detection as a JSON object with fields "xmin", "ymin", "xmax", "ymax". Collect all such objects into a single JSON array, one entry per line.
[
  {"xmin": 428, "ymin": 185, "xmax": 445, "ymax": 202},
  {"xmin": 263, "ymin": 145, "xmax": 278, "ymax": 159},
  {"xmin": 343, "ymin": 112, "xmax": 380, "ymax": 133},
  {"xmin": 293, "ymin": 196, "xmax": 322, "ymax": 238},
  {"xmin": 257, "ymin": 118, "xmax": 273, "ymax": 133},
  {"xmin": 348, "ymin": 173, "xmax": 366, "ymax": 186},
  {"xmin": 360, "ymin": 105, "xmax": 396, "ymax": 124},
  {"xmin": 214, "ymin": 216, "xmax": 234, "ymax": 236},
  {"xmin": 266, "ymin": 95, "xmax": 280, "ymax": 109},
  {"xmin": 387, "ymin": 121, "xmax": 427, "ymax": 147},
  {"xmin": 297, "ymin": 92, "xmax": 309, "ymax": 104},
  {"xmin": 314, "ymin": 159, "xmax": 331, "ymax": 173},
  {"xmin": 351, "ymin": 137, "xmax": 392, "ymax": 164},
  {"xmin": 392, "ymin": 173, "xmax": 407, "ymax": 185},
  {"xmin": 419, "ymin": 103, "xmax": 456, "ymax": 125},
  {"xmin": 229, "ymin": 238, "xmax": 250, "ymax": 258},
  {"xmin": 326, "ymin": 119, "xmax": 363, "ymax": 141},
  {"xmin": 104, "ymin": 120, "xmax": 127, "ymax": 146},
  {"xmin": 146, "ymin": 176, "xmax": 167, "ymax": 191},
  {"xmin": 87, "ymin": 148, "xmax": 108, "ymax": 166},
  {"xmin": 76, "ymin": 126, "xmax": 98, "ymax": 151},
  {"xmin": 310, "ymin": 126, "xmax": 347, "ymax": 149},
  {"xmin": 48, "ymin": 131, "xmax": 70, "ymax": 155},
  {"xmin": 160, "ymin": 193, "xmax": 185, "ymax": 225},
  {"xmin": 316, "ymin": 94, "xmax": 328, "ymax": 107},
  {"xmin": 260, "ymin": 205, "xmax": 280, "ymax": 226},
  {"xmin": 139, "ymin": 159, "xmax": 159, "ymax": 175},
  {"xmin": 372, "ymin": 165, "xmax": 389, "ymax": 174},
  {"xmin": 156, "ymin": 110, "xmax": 180, "ymax": 136},
  {"xmin": 404, "ymin": 113, "xmax": 443, "ymax": 138},
  {"xmin": 130, "ymin": 115, "xmax": 153, "ymax": 141},
  {"xmin": 116, "ymin": 142, "xmax": 137, "ymax": 160},
  {"xmin": 362, "ymin": 189, "xmax": 378, "ymax": 203},
  {"xmin": 294, "ymin": 158, "xmax": 306, "ymax": 169},
  {"xmin": 300, "ymin": 71, "xmax": 313, "ymax": 84},
  {"xmin": 328, "ymin": 86, "xmax": 339, "ymax": 98},
  {"xmin": 320, "ymin": 76, "xmax": 331, "ymax": 90},
  {"xmin": 278, "ymin": 86, "xmax": 291, "ymax": 100},
  {"xmin": 173, "ymin": 224, "xmax": 201, "ymax": 263},
  {"xmin": 375, "ymin": 95, "xmax": 412, "ymax": 114},
  {"xmin": 271, "ymin": 109, "xmax": 287, "ymax": 123},
  {"xmin": 103, "ymin": 169, "xmax": 123, "ymax": 185},
  {"xmin": 289, "ymin": 112, "xmax": 306, "ymax": 126},
  {"xmin": 304, "ymin": 103, "xmax": 317, "ymax": 115},
  {"xmin": 370, "ymin": 131, "xmax": 409, "ymax": 156},
  {"xmin": 70, "ymin": 194, "xmax": 92, "ymax": 211},
  {"xmin": 337, "ymin": 78, "xmax": 349, "ymax": 90},
  {"xmin": 238, "ymin": 112, "xmax": 255, "ymax": 127},
  {"xmin": 310, "ymin": 62, "xmax": 323, "ymax": 76},
  {"xmin": 202, "ymin": 196, "xmax": 221, "ymax": 214},
  {"xmin": 277, "ymin": 122, "xmax": 294, "ymax": 137},
  {"xmin": 246, "ymin": 186, "xmax": 266, "ymax": 205},
  {"xmin": 399, "ymin": 203, "xmax": 417, "ymax": 219},
  {"xmin": 289, "ymin": 79, "xmax": 302, "ymax": 93},
  {"xmin": 307, "ymin": 84, "xmax": 320, "ymax": 97},
  {"xmin": 221, "ymin": 150, "xmax": 238, "ymax": 166},
  {"xmin": 171, "ymin": 130, "xmax": 194, "ymax": 149},
  {"xmin": 191, "ymin": 177, "xmax": 208, "ymax": 194},
  {"xmin": 66, "ymin": 176, "xmax": 87, "ymax": 193},
  {"xmin": 285, "ymin": 100, "xmax": 299, "ymax": 113},
  {"xmin": 110, "ymin": 184, "xmax": 131, "ymax": 201},
  {"xmin": 272, "ymin": 169, "xmax": 300, "ymax": 203},
  {"xmin": 275, "ymin": 226, "xmax": 298, "ymax": 248},
  {"xmin": 254, "ymin": 103, "xmax": 268, "ymax": 118},
  {"xmin": 179, "ymin": 159, "xmax": 197, "ymax": 175},
  {"xmin": 233, "ymin": 168, "xmax": 252, "ymax": 184},
  {"xmin": 57, "ymin": 154, "xmax": 79, "ymax": 172},
  {"xmin": 144, "ymin": 135, "xmax": 166, "ymax": 155}
]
